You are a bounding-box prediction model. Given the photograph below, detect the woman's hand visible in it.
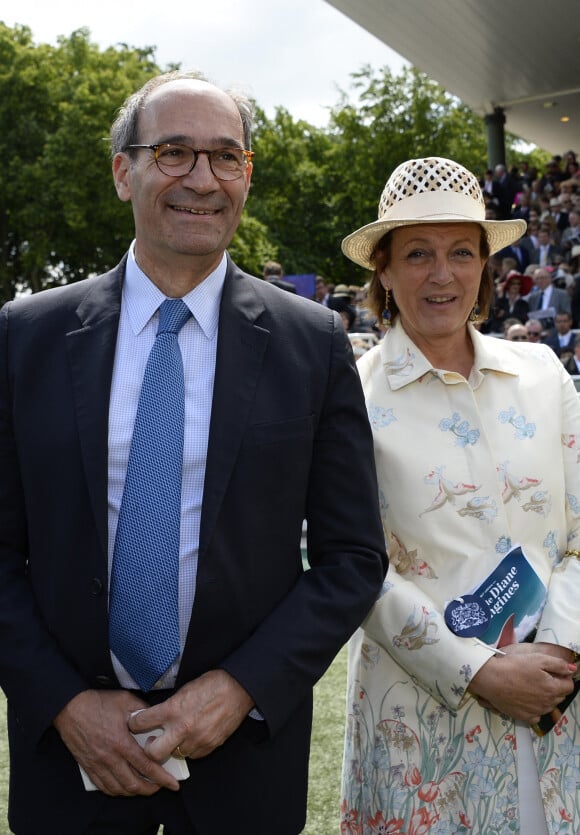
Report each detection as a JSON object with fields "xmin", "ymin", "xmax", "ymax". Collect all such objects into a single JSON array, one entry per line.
[{"xmin": 467, "ymin": 644, "xmax": 577, "ymax": 725}]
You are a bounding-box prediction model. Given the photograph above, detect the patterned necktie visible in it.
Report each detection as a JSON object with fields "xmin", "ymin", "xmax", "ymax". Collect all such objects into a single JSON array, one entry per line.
[{"xmin": 109, "ymin": 298, "xmax": 192, "ymax": 691}]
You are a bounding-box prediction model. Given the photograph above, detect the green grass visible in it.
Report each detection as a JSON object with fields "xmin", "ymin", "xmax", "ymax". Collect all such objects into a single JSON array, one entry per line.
[
  {"xmin": 0, "ymin": 646, "xmax": 347, "ymax": 834},
  {"xmin": 304, "ymin": 644, "xmax": 346, "ymax": 834}
]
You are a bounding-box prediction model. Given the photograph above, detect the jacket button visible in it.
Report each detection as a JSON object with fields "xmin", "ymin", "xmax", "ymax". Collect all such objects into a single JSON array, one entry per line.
[
  {"xmin": 90, "ymin": 577, "xmax": 104, "ymax": 596},
  {"xmin": 95, "ymin": 675, "xmax": 113, "ymax": 687}
]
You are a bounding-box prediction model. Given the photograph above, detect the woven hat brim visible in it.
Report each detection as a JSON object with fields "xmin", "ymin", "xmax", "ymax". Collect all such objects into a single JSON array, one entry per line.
[{"xmin": 342, "ymin": 216, "xmax": 528, "ymax": 270}]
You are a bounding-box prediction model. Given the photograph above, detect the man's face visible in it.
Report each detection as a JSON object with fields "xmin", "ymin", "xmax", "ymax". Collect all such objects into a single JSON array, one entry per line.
[
  {"xmin": 538, "ymin": 230, "xmax": 550, "ymax": 246},
  {"xmin": 556, "ymin": 314, "xmax": 572, "ymax": 335},
  {"xmin": 315, "ymin": 280, "xmax": 327, "ymax": 300},
  {"xmin": 534, "ymin": 270, "xmax": 551, "ymax": 291},
  {"xmin": 525, "ymin": 323, "xmax": 542, "ymax": 342},
  {"xmin": 113, "ymin": 79, "xmax": 252, "ymax": 285}
]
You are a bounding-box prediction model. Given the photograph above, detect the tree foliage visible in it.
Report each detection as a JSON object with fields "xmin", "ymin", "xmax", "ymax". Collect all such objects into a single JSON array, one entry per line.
[
  {"xmin": 0, "ymin": 24, "xmax": 165, "ymax": 301},
  {"xmin": 325, "ymin": 66, "xmax": 490, "ymax": 280},
  {"xmin": 0, "ymin": 26, "xmax": 529, "ymax": 300}
]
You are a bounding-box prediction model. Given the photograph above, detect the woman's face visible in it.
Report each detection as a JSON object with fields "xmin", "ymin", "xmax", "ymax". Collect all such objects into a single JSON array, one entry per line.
[{"xmin": 379, "ymin": 223, "xmax": 486, "ymax": 344}]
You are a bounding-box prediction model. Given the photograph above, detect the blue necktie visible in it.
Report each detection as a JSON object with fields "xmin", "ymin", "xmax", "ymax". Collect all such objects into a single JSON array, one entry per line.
[{"xmin": 109, "ymin": 298, "xmax": 192, "ymax": 691}]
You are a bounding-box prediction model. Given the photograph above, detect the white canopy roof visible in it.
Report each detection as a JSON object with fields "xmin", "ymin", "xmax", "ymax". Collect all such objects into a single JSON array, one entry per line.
[{"xmin": 325, "ymin": 0, "xmax": 580, "ymax": 155}]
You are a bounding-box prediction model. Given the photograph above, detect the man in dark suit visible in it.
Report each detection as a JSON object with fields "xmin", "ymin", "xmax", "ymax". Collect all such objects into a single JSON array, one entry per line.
[
  {"xmin": 496, "ymin": 239, "xmax": 531, "ymax": 272},
  {"xmin": 0, "ymin": 72, "xmax": 387, "ymax": 835},
  {"xmin": 531, "ymin": 226, "xmax": 562, "ymax": 267},
  {"xmin": 493, "ymin": 163, "xmax": 519, "ymax": 219},
  {"xmin": 543, "ymin": 311, "xmax": 576, "ymax": 360},
  {"xmin": 262, "ymin": 260, "xmax": 297, "ymax": 293}
]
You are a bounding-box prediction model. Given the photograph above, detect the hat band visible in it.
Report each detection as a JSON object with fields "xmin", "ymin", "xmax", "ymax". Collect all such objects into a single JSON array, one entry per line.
[{"xmin": 381, "ymin": 190, "xmax": 485, "ymax": 223}]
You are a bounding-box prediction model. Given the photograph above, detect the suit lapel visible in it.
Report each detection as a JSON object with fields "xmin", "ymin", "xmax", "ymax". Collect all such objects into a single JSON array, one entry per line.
[
  {"xmin": 198, "ymin": 259, "xmax": 269, "ymax": 559},
  {"xmin": 66, "ymin": 262, "xmax": 124, "ymax": 559}
]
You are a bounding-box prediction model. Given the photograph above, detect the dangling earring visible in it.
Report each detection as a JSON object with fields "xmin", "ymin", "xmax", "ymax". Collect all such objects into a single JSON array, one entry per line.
[
  {"xmin": 382, "ymin": 288, "xmax": 391, "ymax": 326},
  {"xmin": 468, "ymin": 304, "xmax": 481, "ymax": 322}
]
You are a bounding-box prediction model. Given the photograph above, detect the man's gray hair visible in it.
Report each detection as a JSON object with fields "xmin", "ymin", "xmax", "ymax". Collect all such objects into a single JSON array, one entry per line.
[{"xmin": 110, "ymin": 70, "xmax": 254, "ymax": 156}]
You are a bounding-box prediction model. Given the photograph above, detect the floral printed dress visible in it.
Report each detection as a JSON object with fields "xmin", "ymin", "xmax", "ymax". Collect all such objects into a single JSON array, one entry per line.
[{"xmin": 341, "ymin": 318, "xmax": 580, "ymax": 835}]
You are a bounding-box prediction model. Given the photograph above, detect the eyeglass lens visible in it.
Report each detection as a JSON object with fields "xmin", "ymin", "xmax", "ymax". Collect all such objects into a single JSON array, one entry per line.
[{"xmin": 155, "ymin": 144, "xmax": 248, "ymax": 180}]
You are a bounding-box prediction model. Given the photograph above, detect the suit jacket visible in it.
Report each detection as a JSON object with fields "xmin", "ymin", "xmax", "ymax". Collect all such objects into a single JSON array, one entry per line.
[
  {"xmin": 527, "ymin": 285, "xmax": 571, "ymax": 316},
  {"xmin": 544, "ymin": 330, "xmax": 575, "ymax": 358},
  {"xmin": 265, "ymin": 276, "xmax": 297, "ymax": 293},
  {"xmin": 496, "ymin": 244, "xmax": 531, "ymax": 272},
  {"xmin": 531, "ymin": 243, "xmax": 562, "ymax": 266},
  {"xmin": 487, "ymin": 295, "xmax": 529, "ymax": 332},
  {"xmin": 0, "ymin": 255, "xmax": 387, "ymax": 835}
]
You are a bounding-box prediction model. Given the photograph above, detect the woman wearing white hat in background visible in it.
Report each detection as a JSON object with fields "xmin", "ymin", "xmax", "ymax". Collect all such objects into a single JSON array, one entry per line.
[{"xmin": 340, "ymin": 157, "xmax": 580, "ymax": 835}]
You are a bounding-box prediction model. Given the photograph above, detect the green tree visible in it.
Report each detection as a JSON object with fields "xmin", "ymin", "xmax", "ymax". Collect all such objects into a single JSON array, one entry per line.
[
  {"xmin": 325, "ymin": 65, "xmax": 490, "ymax": 281},
  {"xmin": 249, "ymin": 106, "xmax": 338, "ymax": 279},
  {"xmin": 229, "ymin": 213, "xmax": 278, "ymax": 276},
  {"xmin": 0, "ymin": 31, "xmax": 538, "ymax": 300},
  {"xmin": 0, "ymin": 24, "xmax": 286, "ymax": 300},
  {"xmin": 0, "ymin": 24, "xmax": 164, "ymax": 301}
]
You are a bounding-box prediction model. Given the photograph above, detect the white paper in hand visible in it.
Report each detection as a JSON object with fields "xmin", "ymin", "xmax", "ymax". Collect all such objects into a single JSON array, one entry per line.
[{"xmin": 78, "ymin": 725, "xmax": 190, "ymax": 791}]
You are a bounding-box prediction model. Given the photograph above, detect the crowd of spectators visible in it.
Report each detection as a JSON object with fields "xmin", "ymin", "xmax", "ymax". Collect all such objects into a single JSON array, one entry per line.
[
  {"xmin": 265, "ymin": 151, "xmax": 580, "ymax": 371},
  {"xmin": 473, "ymin": 150, "xmax": 580, "ymax": 376}
]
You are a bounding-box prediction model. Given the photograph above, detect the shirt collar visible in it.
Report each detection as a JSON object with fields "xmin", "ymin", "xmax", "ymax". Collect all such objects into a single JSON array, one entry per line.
[
  {"xmin": 123, "ymin": 241, "xmax": 226, "ymax": 339},
  {"xmin": 380, "ymin": 317, "xmax": 523, "ymax": 391}
]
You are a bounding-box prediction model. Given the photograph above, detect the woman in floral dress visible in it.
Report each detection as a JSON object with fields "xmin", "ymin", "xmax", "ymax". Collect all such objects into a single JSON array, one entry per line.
[{"xmin": 340, "ymin": 157, "xmax": 580, "ymax": 835}]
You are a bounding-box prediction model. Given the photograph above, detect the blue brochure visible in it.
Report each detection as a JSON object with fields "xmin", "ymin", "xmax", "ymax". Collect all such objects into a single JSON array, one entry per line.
[{"xmin": 444, "ymin": 545, "xmax": 547, "ymax": 647}]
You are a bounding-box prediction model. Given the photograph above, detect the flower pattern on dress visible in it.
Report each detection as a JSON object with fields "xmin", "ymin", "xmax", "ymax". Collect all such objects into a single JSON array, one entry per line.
[
  {"xmin": 561, "ymin": 433, "xmax": 580, "ymax": 463},
  {"xmin": 388, "ymin": 531, "xmax": 438, "ymax": 579},
  {"xmin": 495, "ymin": 535, "xmax": 512, "ymax": 555},
  {"xmin": 457, "ymin": 496, "xmax": 498, "ymax": 523},
  {"xmin": 340, "ymin": 798, "xmax": 363, "ymax": 834},
  {"xmin": 498, "ymin": 406, "xmax": 536, "ymax": 439},
  {"xmin": 439, "ymin": 412, "xmax": 480, "ymax": 447},
  {"xmin": 497, "ymin": 461, "xmax": 542, "ymax": 503},
  {"xmin": 345, "ymin": 320, "xmax": 580, "ymax": 835},
  {"xmin": 367, "ymin": 811, "xmax": 405, "ymax": 833},
  {"xmin": 342, "ymin": 674, "xmax": 543, "ymax": 835},
  {"xmin": 420, "ymin": 467, "xmax": 480, "ymax": 516},
  {"xmin": 521, "ymin": 490, "xmax": 552, "ymax": 516},
  {"xmin": 393, "ymin": 607, "xmax": 439, "ymax": 651},
  {"xmin": 543, "ymin": 530, "xmax": 560, "ymax": 563},
  {"xmin": 369, "ymin": 404, "xmax": 397, "ymax": 431},
  {"xmin": 361, "ymin": 642, "xmax": 381, "ymax": 670},
  {"xmin": 566, "ymin": 491, "xmax": 580, "ymax": 516},
  {"xmin": 385, "ymin": 348, "xmax": 415, "ymax": 377}
]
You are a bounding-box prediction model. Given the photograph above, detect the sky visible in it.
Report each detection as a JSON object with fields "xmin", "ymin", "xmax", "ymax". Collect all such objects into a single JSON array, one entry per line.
[{"xmin": 2, "ymin": 0, "xmax": 408, "ymax": 127}]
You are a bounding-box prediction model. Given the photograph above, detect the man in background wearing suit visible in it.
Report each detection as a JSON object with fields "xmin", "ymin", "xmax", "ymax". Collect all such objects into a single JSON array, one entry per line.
[
  {"xmin": 0, "ymin": 71, "xmax": 387, "ymax": 835},
  {"xmin": 527, "ymin": 266, "xmax": 571, "ymax": 337},
  {"xmin": 262, "ymin": 260, "xmax": 297, "ymax": 293},
  {"xmin": 543, "ymin": 311, "xmax": 576, "ymax": 361},
  {"xmin": 531, "ymin": 226, "xmax": 562, "ymax": 267},
  {"xmin": 527, "ymin": 267, "xmax": 572, "ymax": 316}
]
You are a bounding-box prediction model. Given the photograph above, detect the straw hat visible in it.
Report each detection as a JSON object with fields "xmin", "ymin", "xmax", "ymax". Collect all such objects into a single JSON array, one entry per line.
[
  {"xmin": 333, "ymin": 284, "xmax": 353, "ymax": 298},
  {"xmin": 342, "ymin": 157, "xmax": 527, "ymax": 270}
]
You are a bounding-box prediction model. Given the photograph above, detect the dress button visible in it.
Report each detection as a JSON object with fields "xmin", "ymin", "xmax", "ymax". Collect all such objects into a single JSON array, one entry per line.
[{"xmin": 90, "ymin": 577, "xmax": 104, "ymax": 596}]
